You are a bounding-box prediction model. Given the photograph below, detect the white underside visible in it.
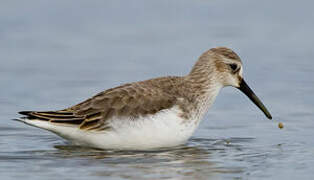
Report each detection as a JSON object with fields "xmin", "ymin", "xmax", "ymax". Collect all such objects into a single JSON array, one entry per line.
[{"xmin": 20, "ymin": 106, "xmax": 201, "ymax": 150}]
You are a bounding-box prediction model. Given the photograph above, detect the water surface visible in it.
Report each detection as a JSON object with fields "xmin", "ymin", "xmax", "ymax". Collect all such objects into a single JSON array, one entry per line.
[{"xmin": 1, "ymin": 0, "xmax": 314, "ymax": 179}]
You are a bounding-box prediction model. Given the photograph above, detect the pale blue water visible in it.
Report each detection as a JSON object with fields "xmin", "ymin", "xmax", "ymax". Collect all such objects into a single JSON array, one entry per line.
[{"xmin": 1, "ymin": 0, "xmax": 314, "ymax": 179}]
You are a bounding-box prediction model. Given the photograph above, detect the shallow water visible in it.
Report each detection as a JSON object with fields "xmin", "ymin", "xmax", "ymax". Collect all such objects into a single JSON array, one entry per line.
[{"xmin": 1, "ymin": 0, "xmax": 314, "ymax": 179}]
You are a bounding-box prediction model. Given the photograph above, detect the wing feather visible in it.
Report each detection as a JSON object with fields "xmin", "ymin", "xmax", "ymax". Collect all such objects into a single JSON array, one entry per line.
[{"xmin": 19, "ymin": 76, "xmax": 185, "ymax": 131}]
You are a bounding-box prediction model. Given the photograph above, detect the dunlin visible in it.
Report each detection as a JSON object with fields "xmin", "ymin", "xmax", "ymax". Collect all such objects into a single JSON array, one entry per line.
[{"xmin": 18, "ymin": 47, "xmax": 272, "ymax": 150}]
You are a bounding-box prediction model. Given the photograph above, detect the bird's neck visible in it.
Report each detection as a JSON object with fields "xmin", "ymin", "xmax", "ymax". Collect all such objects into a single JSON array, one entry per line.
[
  {"xmin": 186, "ymin": 56, "xmax": 222, "ymax": 98},
  {"xmin": 183, "ymin": 62, "xmax": 223, "ymax": 120}
]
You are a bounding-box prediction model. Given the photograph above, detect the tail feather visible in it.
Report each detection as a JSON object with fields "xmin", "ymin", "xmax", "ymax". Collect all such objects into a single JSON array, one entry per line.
[
  {"xmin": 18, "ymin": 110, "xmax": 85, "ymax": 125},
  {"xmin": 16, "ymin": 110, "xmax": 98, "ymax": 147},
  {"xmin": 19, "ymin": 111, "xmax": 32, "ymax": 116}
]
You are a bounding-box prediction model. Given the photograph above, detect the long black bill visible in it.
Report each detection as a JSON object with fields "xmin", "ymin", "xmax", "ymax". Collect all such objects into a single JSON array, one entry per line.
[{"xmin": 238, "ymin": 79, "xmax": 272, "ymax": 119}]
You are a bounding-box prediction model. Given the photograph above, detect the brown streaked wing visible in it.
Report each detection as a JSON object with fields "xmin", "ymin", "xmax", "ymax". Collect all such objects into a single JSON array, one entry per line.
[
  {"xmin": 20, "ymin": 77, "xmax": 184, "ymax": 131},
  {"xmin": 69, "ymin": 79, "xmax": 181, "ymax": 131}
]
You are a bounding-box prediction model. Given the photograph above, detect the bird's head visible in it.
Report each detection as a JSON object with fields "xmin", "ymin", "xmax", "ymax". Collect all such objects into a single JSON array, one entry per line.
[{"xmin": 189, "ymin": 47, "xmax": 272, "ymax": 119}]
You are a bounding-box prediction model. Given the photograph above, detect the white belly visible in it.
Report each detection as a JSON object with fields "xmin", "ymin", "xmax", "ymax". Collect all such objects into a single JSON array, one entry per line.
[{"xmin": 25, "ymin": 106, "xmax": 200, "ymax": 150}]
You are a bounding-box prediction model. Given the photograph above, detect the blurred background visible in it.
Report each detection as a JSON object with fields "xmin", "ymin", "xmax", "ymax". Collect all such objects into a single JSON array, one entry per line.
[{"xmin": 1, "ymin": 0, "xmax": 313, "ymax": 179}]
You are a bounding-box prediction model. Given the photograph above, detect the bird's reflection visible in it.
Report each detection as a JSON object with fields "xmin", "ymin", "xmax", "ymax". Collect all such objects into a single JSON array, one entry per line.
[{"xmin": 50, "ymin": 138, "xmax": 251, "ymax": 179}]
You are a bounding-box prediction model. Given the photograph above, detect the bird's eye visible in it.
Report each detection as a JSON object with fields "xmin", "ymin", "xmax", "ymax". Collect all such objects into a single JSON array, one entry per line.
[{"xmin": 229, "ymin": 64, "xmax": 238, "ymax": 71}]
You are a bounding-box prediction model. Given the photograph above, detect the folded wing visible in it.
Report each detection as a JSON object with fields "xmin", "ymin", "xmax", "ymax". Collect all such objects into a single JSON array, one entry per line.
[{"xmin": 19, "ymin": 80, "xmax": 178, "ymax": 131}]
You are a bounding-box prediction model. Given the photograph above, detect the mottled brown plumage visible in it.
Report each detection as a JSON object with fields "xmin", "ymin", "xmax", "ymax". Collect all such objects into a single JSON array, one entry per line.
[
  {"xmin": 20, "ymin": 77, "xmax": 195, "ymax": 131},
  {"xmin": 211, "ymin": 47, "xmax": 241, "ymax": 61},
  {"xmin": 19, "ymin": 47, "xmax": 242, "ymax": 131}
]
